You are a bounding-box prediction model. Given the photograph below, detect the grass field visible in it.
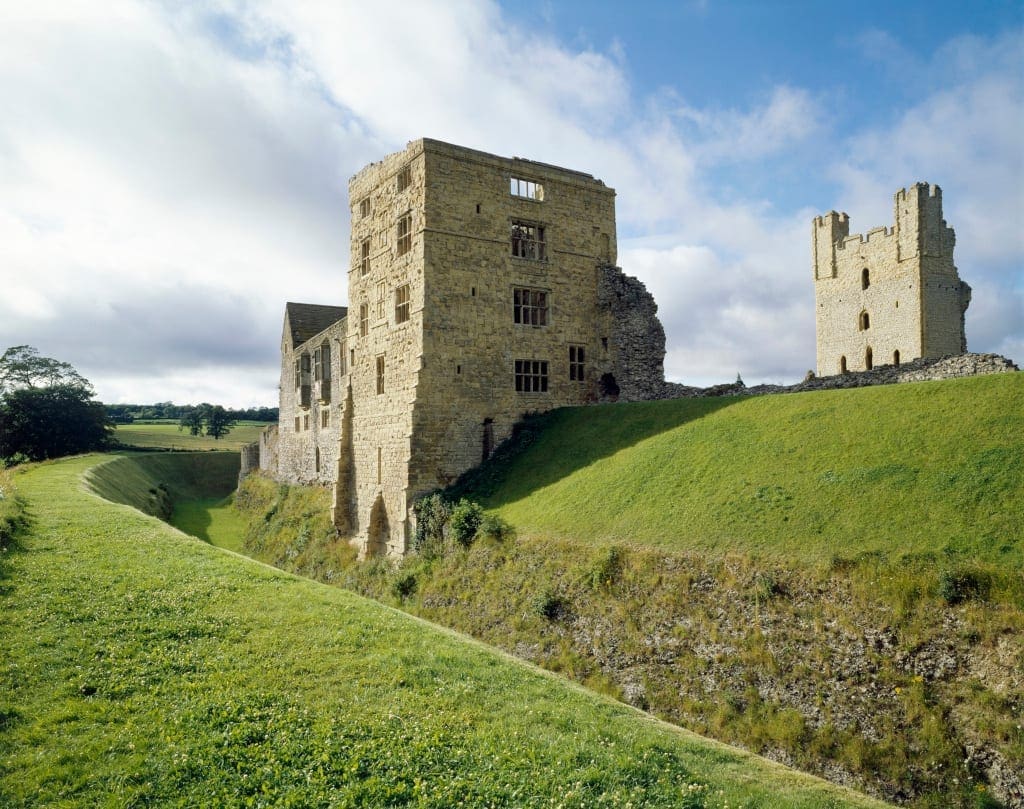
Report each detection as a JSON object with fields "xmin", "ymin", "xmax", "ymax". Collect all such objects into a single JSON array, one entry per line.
[
  {"xmin": 114, "ymin": 419, "xmax": 268, "ymax": 451},
  {"xmin": 460, "ymin": 373, "xmax": 1023, "ymax": 566},
  {"xmin": 0, "ymin": 455, "xmax": 890, "ymax": 808}
]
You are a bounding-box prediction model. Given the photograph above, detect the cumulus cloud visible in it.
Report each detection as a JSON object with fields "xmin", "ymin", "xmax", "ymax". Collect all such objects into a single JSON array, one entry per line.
[
  {"xmin": 0, "ymin": 2, "xmax": 1019, "ymax": 405},
  {"xmin": 830, "ymin": 29, "xmax": 1024, "ymax": 357}
]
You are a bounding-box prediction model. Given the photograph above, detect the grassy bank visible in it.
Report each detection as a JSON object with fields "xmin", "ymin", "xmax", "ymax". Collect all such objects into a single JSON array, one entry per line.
[
  {"xmin": 233, "ymin": 373, "xmax": 1022, "ymax": 806},
  {"xmin": 455, "ymin": 374, "xmax": 1022, "ymax": 566},
  {"xmin": 1, "ymin": 456, "xmax": 886, "ymax": 808}
]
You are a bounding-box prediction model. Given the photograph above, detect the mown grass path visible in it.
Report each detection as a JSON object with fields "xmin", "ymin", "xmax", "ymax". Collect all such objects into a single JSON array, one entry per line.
[{"xmin": 0, "ymin": 456, "xmax": 889, "ymax": 807}]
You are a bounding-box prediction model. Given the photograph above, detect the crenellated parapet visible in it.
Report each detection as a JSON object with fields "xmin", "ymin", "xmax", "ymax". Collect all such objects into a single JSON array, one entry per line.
[{"xmin": 812, "ymin": 183, "xmax": 970, "ymax": 376}]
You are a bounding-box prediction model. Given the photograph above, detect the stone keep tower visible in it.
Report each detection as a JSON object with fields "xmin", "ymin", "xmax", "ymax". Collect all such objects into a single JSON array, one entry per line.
[
  {"xmin": 262, "ymin": 139, "xmax": 668, "ymax": 559},
  {"xmin": 812, "ymin": 183, "xmax": 971, "ymax": 376}
]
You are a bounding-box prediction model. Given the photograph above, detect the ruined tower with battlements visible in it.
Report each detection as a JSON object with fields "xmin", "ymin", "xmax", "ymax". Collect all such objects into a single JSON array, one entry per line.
[
  {"xmin": 812, "ymin": 182, "xmax": 971, "ymax": 376},
  {"xmin": 257, "ymin": 139, "xmax": 668, "ymax": 557}
]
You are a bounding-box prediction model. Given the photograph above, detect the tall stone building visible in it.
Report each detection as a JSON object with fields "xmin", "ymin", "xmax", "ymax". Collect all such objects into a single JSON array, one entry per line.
[
  {"xmin": 258, "ymin": 139, "xmax": 667, "ymax": 557},
  {"xmin": 813, "ymin": 182, "xmax": 971, "ymax": 376}
]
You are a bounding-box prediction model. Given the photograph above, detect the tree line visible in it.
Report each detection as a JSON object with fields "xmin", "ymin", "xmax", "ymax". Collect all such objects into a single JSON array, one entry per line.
[
  {"xmin": 1, "ymin": 346, "xmax": 276, "ymax": 466},
  {"xmin": 106, "ymin": 403, "xmax": 277, "ymax": 423}
]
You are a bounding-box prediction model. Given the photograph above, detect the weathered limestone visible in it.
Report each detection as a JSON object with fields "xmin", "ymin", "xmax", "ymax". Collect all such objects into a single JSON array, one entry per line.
[
  {"xmin": 260, "ymin": 139, "xmax": 668, "ymax": 557},
  {"xmin": 813, "ymin": 183, "xmax": 971, "ymax": 376}
]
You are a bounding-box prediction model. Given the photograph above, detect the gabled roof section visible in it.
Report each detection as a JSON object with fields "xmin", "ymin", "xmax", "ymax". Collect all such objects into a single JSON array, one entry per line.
[{"xmin": 284, "ymin": 302, "xmax": 348, "ymax": 350}]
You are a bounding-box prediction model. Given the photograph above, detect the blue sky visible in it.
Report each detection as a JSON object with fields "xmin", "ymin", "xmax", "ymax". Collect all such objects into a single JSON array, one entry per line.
[{"xmin": 1, "ymin": 1, "xmax": 1021, "ymax": 406}]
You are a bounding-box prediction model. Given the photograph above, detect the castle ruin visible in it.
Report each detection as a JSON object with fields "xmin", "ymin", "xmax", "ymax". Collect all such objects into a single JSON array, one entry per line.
[
  {"xmin": 813, "ymin": 182, "xmax": 971, "ymax": 376},
  {"xmin": 256, "ymin": 139, "xmax": 667, "ymax": 557}
]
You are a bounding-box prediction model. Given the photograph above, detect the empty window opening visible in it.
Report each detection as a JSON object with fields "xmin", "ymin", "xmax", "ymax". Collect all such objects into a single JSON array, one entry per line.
[
  {"xmin": 511, "ymin": 221, "xmax": 546, "ymax": 260},
  {"xmin": 865, "ymin": 347, "xmax": 873, "ymax": 370},
  {"xmin": 601, "ymin": 337, "xmax": 608, "ymax": 352},
  {"xmin": 475, "ymin": 203, "xmax": 481, "ymax": 214},
  {"xmin": 396, "ymin": 211, "xmax": 412, "ymax": 256},
  {"xmin": 321, "ymin": 409, "xmax": 330, "ymax": 428},
  {"xmin": 350, "ymin": 347, "xmax": 355, "ymax": 367},
  {"xmin": 510, "ymin": 177, "xmax": 543, "ymax": 200},
  {"xmin": 471, "ymin": 286, "xmax": 476, "ymax": 297},
  {"xmin": 840, "ymin": 356, "xmax": 847, "ymax": 374},
  {"xmin": 569, "ymin": 345, "xmax": 586, "ymax": 381},
  {"xmin": 360, "ymin": 238, "xmax": 370, "ymax": 276},
  {"xmin": 394, "ymin": 283, "xmax": 410, "ymax": 324},
  {"xmin": 514, "ymin": 359, "xmax": 548, "ymax": 393},
  {"xmin": 376, "ymin": 355, "xmax": 385, "ymax": 395},
  {"xmin": 895, "ymin": 300, "xmax": 899, "ymax": 308},
  {"xmin": 513, "ymin": 287, "xmax": 548, "ymax": 326},
  {"xmin": 456, "ymin": 364, "xmax": 461, "ymax": 375},
  {"xmin": 861, "ymin": 268, "xmax": 870, "ymax": 290},
  {"xmin": 396, "ymin": 165, "xmax": 411, "ymax": 192},
  {"xmin": 599, "ymin": 373, "xmax": 620, "ymax": 399},
  {"xmin": 860, "ymin": 311, "xmax": 870, "ymax": 330},
  {"xmin": 315, "ymin": 447, "xmax": 321, "ymax": 474},
  {"xmin": 359, "ymin": 197, "xmax": 370, "ymax": 219},
  {"xmin": 482, "ymin": 418, "xmax": 494, "ymax": 462},
  {"xmin": 367, "ymin": 494, "xmax": 388, "ymax": 557},
  {"xmin": 893, "ymin": 349, "xmax": 901, "ymax": 366},
  {"xmin": 359, "ymin": 302, "xmax": 369, "ymax": 336}
]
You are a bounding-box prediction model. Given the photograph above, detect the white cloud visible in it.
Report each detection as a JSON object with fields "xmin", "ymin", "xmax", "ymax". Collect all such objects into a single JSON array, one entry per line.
[
  {"xmin": 0, "ymin": 3, "xmax": 1019, "ymax": 407},
  {"xmin": 830, "ymin": 29, "xmax": 1024, "ymax": 357}
]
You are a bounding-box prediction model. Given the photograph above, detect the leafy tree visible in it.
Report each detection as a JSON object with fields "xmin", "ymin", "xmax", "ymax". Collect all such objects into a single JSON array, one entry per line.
[
  {"xmin": 0, "ymin": 346, "xmax": 113, "ymax": 463},
  {"xmin": 178, "ymin": 404, "xmax": 236, "ymax": 440},
  {"xmin": 179, "ymin": 408, "xmax": 205, "ymax": 436},
  {"xmin": 1, "ymin": 384, "xmax": 113, "ymax": 462},
  {"xmin": 0, "ymin": 345, "xmax": 91, "ymax": 394},
  {"xmin": 204, "ymin": 405, "xmax": 236, "ymax": 440}
]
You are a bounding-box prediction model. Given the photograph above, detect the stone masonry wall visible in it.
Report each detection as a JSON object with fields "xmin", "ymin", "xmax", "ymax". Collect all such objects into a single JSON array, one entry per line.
[
  {"xmin": 596, "ymin": 264, "xmax": 666, "ymax": 401},
  {"xmin": 813, "ymin": 183, "xmax": 970, "ymax": 376}
]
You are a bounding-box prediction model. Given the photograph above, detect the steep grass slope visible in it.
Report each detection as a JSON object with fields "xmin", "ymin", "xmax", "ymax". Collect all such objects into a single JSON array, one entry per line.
[
  {"xmin": 0, "ymin": 456, "xmax": 888, "ymax": 808},
  {"xmin": 462, "ymin": 374, "xmax": 1022, "ymax": 565}
]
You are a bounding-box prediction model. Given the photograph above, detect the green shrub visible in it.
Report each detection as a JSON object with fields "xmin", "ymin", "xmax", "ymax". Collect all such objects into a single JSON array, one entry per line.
[
  {"xmin": 938, "ymin": 567, "xmax": 992, "ymax": 605},
  {"xmin": 589, "ymin": 545, "xmax": 625, "ymax": 590},
  {"xmin": 532, "ymin": 587, "xmax": 569, "ymax": 621},
  {"xmin": 413, "ymin": 493, "xmax": 450, "ymax": 554},
  {"xmin": 391, "ymin": 570, "xmax": 417, "ymax": 599},
  {"xmin": 449, "ymin": 499, "xmax": 483, "ymax": 548},
  {"xmin": 479, "ymin": 513, "xmax": 512, "ymax": 542}
]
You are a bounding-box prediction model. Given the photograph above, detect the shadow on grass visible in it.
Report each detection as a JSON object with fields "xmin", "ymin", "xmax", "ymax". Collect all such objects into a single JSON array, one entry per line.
[{"xmin": 447, "ymin": 396, "xmax": 739, "ymax": 508}]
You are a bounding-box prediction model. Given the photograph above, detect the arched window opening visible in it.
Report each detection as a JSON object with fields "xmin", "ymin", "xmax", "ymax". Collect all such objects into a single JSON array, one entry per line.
[
  {"xmin": 865, "ymin": 347, "xmax": 873, "ymax": 370},
  {"xmin": 366, "ymin": 494, "xmax": 389, "ymax": 558},
  {"xmin": 860, "ymin": 311, "xmax": 870, "ymax": 331},
  {"xmin": 861, "ymin": 268, "xmax": 870, "ymax": 290},
  {"xmin": 839, "ymin": 356, "xmax": 847, "ymax": 374},
  {"xmin": 893, "ymin": 350, "xmax": 900, "ymax": 366}
]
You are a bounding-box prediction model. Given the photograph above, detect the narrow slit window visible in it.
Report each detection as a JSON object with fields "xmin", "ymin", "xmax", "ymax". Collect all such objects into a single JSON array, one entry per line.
[
  {"xmin": 861, "ymin": 268, "xmax": 870, "ymax": 289},
  {"xmin": 361, "ymin": 238, "xmax": 371, "ymax": 276},
  {"xmin": 376, "ymin": 355, "xmax": 385, "ymax": 395}
]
